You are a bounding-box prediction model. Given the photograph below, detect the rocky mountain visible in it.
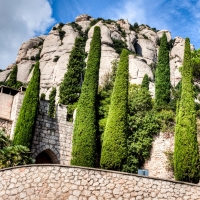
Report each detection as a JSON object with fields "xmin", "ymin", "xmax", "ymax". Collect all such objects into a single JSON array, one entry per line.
[{"xmin": 0, "ymin": 14, "xmax": 195, "ymax": 99}]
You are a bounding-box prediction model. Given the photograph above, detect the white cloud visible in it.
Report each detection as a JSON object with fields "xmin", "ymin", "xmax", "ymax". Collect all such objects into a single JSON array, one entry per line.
[{"xmin": 0, "ymin": 0, "xmax": 55, "ymax": 69}]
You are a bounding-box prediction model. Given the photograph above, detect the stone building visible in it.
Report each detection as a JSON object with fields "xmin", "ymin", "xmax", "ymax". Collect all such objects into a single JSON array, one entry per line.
[
  {"xmin": 0, "ymin": 85, "xmax": 24, "ymax": 137},
  {"xmin": 0, "ymin": 85, "xmax": 73, "ymax": 166}
]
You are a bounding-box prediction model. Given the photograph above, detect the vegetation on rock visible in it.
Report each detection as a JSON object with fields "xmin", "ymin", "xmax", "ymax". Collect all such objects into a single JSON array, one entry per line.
[
  {"xmin": 6, "ymin": 65, "xmax": 23, "ymax": 89},
  {"xmin": 13, "ymin": 62, "xmax": 40, "ymax": 148},
  {"xmin": 100, "ymin": 49, "xmax": 129, "ymax": 170},
  {"xmin": 71, "ymin": 26, "xmax": 101, "ymax": 167},
  {"xmin": 174, "ymin": 38, "xmax": 200, "ymax": 184},
  {"xmin": 141, "ymin": 74, "xmax": 149, "ymax": 90},
  {"xmin": 123, "ymin": 84, "xmax": 159, "ymax": 173}
]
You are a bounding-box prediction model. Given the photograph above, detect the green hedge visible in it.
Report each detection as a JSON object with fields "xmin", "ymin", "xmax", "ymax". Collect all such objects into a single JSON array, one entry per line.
[
  {"xmin": 174, "ymin": 38, "xmax": 200, "ymax": 184},
  {"xmin": 71, "ymin": 26, "xmax": 101, "ymax": 167},
  {"xmin": 13, "ymin": 62, "xmax": 40, "ymax": 148},
  {"xmin": 100, "ymin": 49, "xmax": 129, "ymax": 170}
]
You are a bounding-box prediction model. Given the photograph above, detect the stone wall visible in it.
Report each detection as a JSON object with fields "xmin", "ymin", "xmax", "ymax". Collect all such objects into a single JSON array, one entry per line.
[
  {"xmin": 143, "ymin": 132, "xmax": 174, "ymax": 180},
  {"xmin": 0, "ymin": 93, "xmax": 13, "ymax": 120},
  {"xmin": 0, "ymin": 118, "xmax": 12, "ymax": 136},
  {"xmin": 0, "ymin": 165, "xmax": 200, "ymax": 200},
  {"xmin": 31, "ymin": 101, "xmax": 73, "ymax": 165}
]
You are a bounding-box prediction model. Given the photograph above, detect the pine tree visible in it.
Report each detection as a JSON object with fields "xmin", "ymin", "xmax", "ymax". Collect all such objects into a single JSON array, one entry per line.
[
  {"xmin": 141, "ymin": 74, "xmax": 149, "ymax": 90},
  {"xmin": 155, "ymin": 33, "xmax": 171, "ymax": 108},
  {"xmin": 100, "ymin": 49, "xmax": 129, "ymax": 170},
  {"xmin": 59, "ymin": 37, "xmax": 86, "ymax": 105},
  {"xmin": 71, "ymin": 26, "xmax": 101, "ymax": 167},
  {"xmin": 13, "ymin": 62, "xmax": 40, "ymax": 148},
  {"xmin": 174, "ymin": 38, "xmax": 199, "ymax": 183}
]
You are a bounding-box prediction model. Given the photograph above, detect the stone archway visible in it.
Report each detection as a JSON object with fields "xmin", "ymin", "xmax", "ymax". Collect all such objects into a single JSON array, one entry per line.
[{"xmin": 35, "ymin": 149, "xmax": 59, "ymax": 164}]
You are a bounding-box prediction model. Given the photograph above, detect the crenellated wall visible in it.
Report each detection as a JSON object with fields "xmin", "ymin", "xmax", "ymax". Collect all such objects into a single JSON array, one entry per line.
[
  {"xmin": 31, "ymin": 101, "xmax": 73, "ymax": 165},
  {"xmin": 0, "ymin": 165, "xmax": 200, "ymax": 200}
]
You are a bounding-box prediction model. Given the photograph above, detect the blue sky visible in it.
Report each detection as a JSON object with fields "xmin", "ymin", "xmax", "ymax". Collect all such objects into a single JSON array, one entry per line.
[
  {"xmin": 0, "ymin": 0, "xmax": 200, "ymax": 69},
  {"xmin": 49, "ymin": 0, "xmax": 200, "ymax": 48}
]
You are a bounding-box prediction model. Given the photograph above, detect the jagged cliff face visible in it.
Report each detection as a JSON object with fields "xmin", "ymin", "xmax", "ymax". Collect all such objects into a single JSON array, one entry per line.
[{"xmin": 0, "ymin": 14, "xmax": 195, "ymax": 99}]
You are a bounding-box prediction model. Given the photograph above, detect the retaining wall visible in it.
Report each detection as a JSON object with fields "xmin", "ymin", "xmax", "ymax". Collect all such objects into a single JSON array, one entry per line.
[{"xmin": 0, "ymin": 165, "xmax": 200, "ymax": 200}]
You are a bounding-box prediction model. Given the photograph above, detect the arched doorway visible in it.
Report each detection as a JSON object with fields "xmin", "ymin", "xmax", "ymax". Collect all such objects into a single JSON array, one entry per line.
[{"xmin": 35, "ymin": 149, "xmax": 59, "ymax": 164}]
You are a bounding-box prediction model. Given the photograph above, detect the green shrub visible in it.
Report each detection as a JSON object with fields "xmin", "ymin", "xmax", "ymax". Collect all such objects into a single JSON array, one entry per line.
[
  {"xmin": 48, "ymin": 87, "xmax": 56, "ymax": 118},
  {"xmin": 40, "ymin": 93, "xmax": 46, "ymax": 100},
  {"xmin": 164, "ymin": 150, "xmax": 174, "ymax": 172},
  {"xmin": 6, "ymin": 65, "xmax": 17, "ymax": 88},
  {"xmin": 100, "ymin": 49, "xmax": 129, "ymax": 170},
  {"xmin": 141, "ymin": 74, "xmax": 149, "ymax": 90},
  {"xmin": 156, "ymin": 109, "xmax": 175, "ymax": 132},
  {"xmin": 90, "ymin": 18, "xmax": 103, "ymax": 27},
  {"xmin": 174, "ymin": 38, "xmax": 200, "ymax": 183},
  {"xmin": 112, "ymin": 38, "xmax": 128, "ymax": 54},
  {"xmin": 143, "ymin": 34, "xmax": 148, "ymax": 39},
  {"xmin": 53, "ymin": 56, "xmax": 60, "ymax": 62},
  {"xmin": 71, "ymin": 26, "xmax": 101, "ymax": 167},
  {"xmin": 123, "ymin": 85, "xmax": 159, "ymax": 173},
  {"xmin": 13, "ymin": 62, "xmax": 40, "ymax": 148}
]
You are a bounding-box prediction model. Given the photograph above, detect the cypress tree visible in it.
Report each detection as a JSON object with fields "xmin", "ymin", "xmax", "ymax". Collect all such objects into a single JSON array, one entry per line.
[
  {"xmin": 141, "ymin": 74, "xmax": 149, "ymax": 90},
  {"xmin": 59, "ymin": 37, "xmax": 86, "ymax": 105},
  {"xmin": 174, "ymin": 38, "xmax": 199, "ymax": 183},
  {"xmin": 71, "ymin": 26, "xmax": 101, "ymax": 167},
  {"xmin": 48, "ymin": 87, "xmax": 56, "ymax": 118},
  {"xmin": 155, "ymin": 33, "xmax": 171, "ymax": 108},
  {"xmin": 100, "ymin": 49, "xmax": 129, "ymax": 170},
  {"xmin": 13, "ymin": 62, "xmax": 40, "ymax": 148},
  {"xmin": 6, "ymin": 65, "xmax": 17, "ymax": 87}
]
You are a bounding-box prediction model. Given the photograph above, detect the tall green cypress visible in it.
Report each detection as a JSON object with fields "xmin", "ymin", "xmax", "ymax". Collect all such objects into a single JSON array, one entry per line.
[
  {"xmin": 71, "ymin": 26, "xmax": 101, "ymax": 167},
  {"xmin": 6, "ymin": 65, "xmax": 17, "ymax": 87},
  {"xmin": 155, "ymin": 33, "xmax": 171, "ymax": 107},
  {"xmin": 174, "ymin": 38, "xmax": 199, "ymax": 183},
  {"xmin": 141, "ymin": 74, "xmax": 149, "ymax": 90},
  {"xmin": 100, "ymin": 49, "xmax": 129, "ymax": 170},
  {"xmin": 59, "ymin": 37, "xmax": 86, "ymax": 105},
  {"xmin": 13, "ymin": 62, "xmax": 40, "ymax": 148},
  {"xmin": 48, "ymin": 87, "xmax": 56, "ymax": 118}
]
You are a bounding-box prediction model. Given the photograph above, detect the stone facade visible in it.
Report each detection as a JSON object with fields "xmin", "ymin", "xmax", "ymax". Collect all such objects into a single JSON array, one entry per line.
[
  {"xmin": 143, "ymin": 132, "xmax": 174, "ymax": 180},
  {"xmin": 0, "ymin": 93, "xmax": 14, "ymax": 120},
  {"xmin": 0, "ymin": 165, "xmax": 200, "ymax": 200},
  {"xmin": 31, "ymin": 101, "xmax": 73, "ymax": 165},
  {"xmin": 0, "ymin": 118, "xmax": 12, "ymax": 136},
  {"xmin": 0, "ymin": 89, "xmax": 24, "ymax": 138}
]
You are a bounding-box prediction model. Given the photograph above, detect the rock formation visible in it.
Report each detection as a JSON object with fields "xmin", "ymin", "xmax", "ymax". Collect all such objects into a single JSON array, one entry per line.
[{"xmin": 0, "ymin": 14, "xmax": 193, "ymax": 98}]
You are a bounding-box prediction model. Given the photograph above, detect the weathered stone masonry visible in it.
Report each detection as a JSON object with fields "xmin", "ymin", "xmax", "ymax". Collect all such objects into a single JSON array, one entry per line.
[
  {"xmin": 0, "ymin": 165, "xmax": 200, "ymax": 200},
  {"xmin": 31, "ymin": 100, "xmax": 73, "ymax": 165}
]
